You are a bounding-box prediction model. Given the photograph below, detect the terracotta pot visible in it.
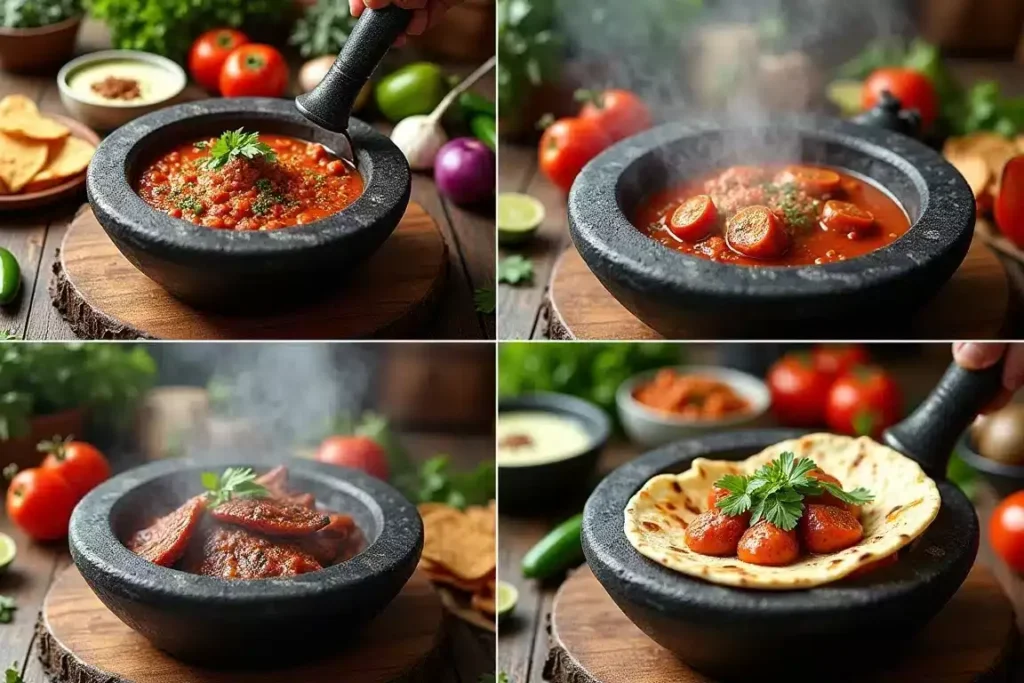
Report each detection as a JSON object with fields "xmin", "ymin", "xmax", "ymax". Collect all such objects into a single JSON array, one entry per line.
[
  {"xmin": 0, "ymin": 407, "xmax": 87, "ymax": 471},
  {"xmin": 0, "ymin": 15, "xmax": 82, "ymax": 73}
]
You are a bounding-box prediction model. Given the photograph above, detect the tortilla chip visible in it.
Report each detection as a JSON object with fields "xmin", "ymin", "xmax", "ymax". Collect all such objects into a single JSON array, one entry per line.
[
  {"xmin": 31, "ymin": 136, "xmax": 94, "ymax": 184},
  {"xmin": 471, "ymin": 590, "xmax": 496, "ymax": 616},
  {"xmin": 0, "ymin": 132, "xmax": 48, "ymax": 193},
  {"xmin": 421, "ymin": 508, "xmax": 495, "ymax": 581},
  {"xmin": 0, "ymin": 114, "xmax": 69, "ymax": 142},
  {"xmin": 0, "ymin": 95, "xmax": 38, "ymax": 119},
  {"xmin": 947, "ymin": 153, "xmax": 990, "ymax": 198},
  {"xmin": 436, "ymin": 585, "xmax": 496, "ymax": 632},
  {"xmin": 624, "ymin": 434, "xmax": 941, "ymax": 590}
]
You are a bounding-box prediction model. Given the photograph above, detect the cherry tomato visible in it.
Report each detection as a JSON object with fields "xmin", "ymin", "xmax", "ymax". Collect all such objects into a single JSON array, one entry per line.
[
  {"xmin": 40, "ymin": 437, "xmax": 110, "ymax": 501},
  {"xmin": 669, "ymin": 194, "xmax": 718, "ymax": 242},
  {"xmin": 777, "ymin": 166, "xmax": 841, "ymax": 196},
  {"xmin": 726, "ymin": 206, "xmax": 790, "ymax": 260},
  {"xmin": 578, "ymin": 89, "xmax": 652, "ymax": 143},
  {"xmin": 6, "ymin": 468, "xmax": 77, "ymax": 541},
  {"xmin": 825, "ymin": 366, "xmax": 903, "ymax": 438},
  {"xmin": 862, "ymin": 68, "xmax": 938, "ymax": 130},
  {"xmin": 991, "ymin": 491, "xmax": 1024, "ymax": 572},
  {"xmin": 315, "ymin": 436, "xmax": 390, "ymax": 480},
  {"xmin": 995, "ymin": 155, "xmax": 1024, "ymax": 249},
  {"xmin": 538, "ymin": 117, "xmax": 611, "ymax": 193},
  {"xmin": 821, "ymin": 200, "xmax": 875, "ymax": 236},
  {"xmin": 188, "ymin": 29, "xmax": 249, "ymax": 94},
  {"xmin": 766, "ymin": 352, "xmax": 833, "ymax": 427},
  {"xmin": 812, "ymin": 344, "xmax": 870, "ymax": 384},
  {"xmin": 219, "ymin": 44, "xmax": 288, "ymax": 98}
]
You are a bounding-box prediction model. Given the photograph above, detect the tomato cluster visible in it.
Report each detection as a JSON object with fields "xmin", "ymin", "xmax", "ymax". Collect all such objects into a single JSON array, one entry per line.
[
  {"xmin": 188, "ymin": 29, "xmax": 288, "ymax": 98},
  {"xmin": 6, "ymin": 437, "xmax": 110, "ymax": 541},
  {"xmin": 766, "ymin": 345, "xmax": 903, "ymax": 438},
  {"xmin": 539, "ymin": 89, "xmax": 652, "ymax": 193}
]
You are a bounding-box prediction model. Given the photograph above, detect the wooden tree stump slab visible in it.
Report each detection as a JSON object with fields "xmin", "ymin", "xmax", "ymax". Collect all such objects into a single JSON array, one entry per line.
[
  {"xmin": 547, "ymin": 237, "xmax": 1009, "ymax": 339},
  {"xmin": 545, "ymin": 565, "xmax": 1017, "ymax": 683},
  {"xmin": 50, "ymin": 203, "xmax": 448, "ymax": 339},
  {"xmin": 37, "ymin": 565, "xmax": 445, "ymax": 683}
]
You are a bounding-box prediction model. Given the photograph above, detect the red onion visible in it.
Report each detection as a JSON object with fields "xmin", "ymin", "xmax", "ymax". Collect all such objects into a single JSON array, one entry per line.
[{"xmin": 434, "ymin": 138, "xmax": 495, "ymax": 205}]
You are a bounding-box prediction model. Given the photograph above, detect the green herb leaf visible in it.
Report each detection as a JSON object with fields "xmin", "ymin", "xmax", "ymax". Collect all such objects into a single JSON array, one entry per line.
[
  {"xmin": 498, "ymin": 255, "xmax": 533, "ymax": 285},
  {"xmin": 4, "ymin": 663, "xmax": 22, "ymax": 683},
  {"xmin": 0, "ymin": 596, "xmax": 15, "ymax": 624},
  {"xmin": 713, "ymin": 452, "xmax": 873, "ymax": 531},
  {"xmin": 474, "ymin": 287, "xmax": 496, "ymax": 314},
  {"xmin": 203, "ymin": 467, "xmax": 268, "ymax": 508},
  {"xmin": 200, "ymin": 129, "xmax": 277, "ymax": 171}
]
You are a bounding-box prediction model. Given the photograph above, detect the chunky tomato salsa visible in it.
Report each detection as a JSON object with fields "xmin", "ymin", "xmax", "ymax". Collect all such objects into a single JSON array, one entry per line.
[
  {"xmin": 634, "ymin": 165, "xmax": 911, "ymax": 266},
  {"xmin": 137, "ymin": 130, "xmax": 363, "ymax": 231}
]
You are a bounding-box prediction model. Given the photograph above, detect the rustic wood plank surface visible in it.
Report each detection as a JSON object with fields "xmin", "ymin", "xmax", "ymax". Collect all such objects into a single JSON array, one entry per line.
[
  {"xmin": 0, "ymin": 21, "xmax": 494, "ymax": 340},
  {"xmin": 497, "ymin": 346, "xmax": 1024, "ymax": 682},
  {"xmin": 0, "ymin": 432, "xmax": 495, "ymax": 683},
  {"xmin": 497, "ymin": 61, "xmax": 1024, "ymax": 341}
]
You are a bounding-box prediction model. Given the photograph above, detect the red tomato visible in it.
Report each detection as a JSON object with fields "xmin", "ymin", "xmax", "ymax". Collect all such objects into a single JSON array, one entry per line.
[
  {"xmin": 812, "ymin": 344, "xmax": 870, "ymax": 384},
  {"xmin": 578, "ymin": 89, "xmax": 652, "ymax": 143},
  {"xmin": 995, "ymin": 155, "xmax": 1024, "ymax": 249},
  {"xmin": 825, "ymin": 366, "xmax": 903, "ymax": 438},
  {"xmin": 991, "ymin": 491, "xmax": 1024, "ymax": 572},
  {"xmin": 862, "ymin": 68, "xmax": 938, "ymax": 130},
  {"xmin": 315, "ymin": 436, "xmax": 390, "ymax": 480},
  {"xmin": 219, "ymin": 44, "xmax": 288, "ymax": 98},
  {"xmin": 188, "ymin": 29, "xmax": 249, "ymax": 94},
  {"xmin": 766, "ymin": 352, "xmax": 833, "ymax": 427},
  {"xmin": 538, "ymin": 117, "xmax": 611, "ymax": 193},
  {"xmin": 6, "ymin": 468, "xmax": 77, "ymax": 541},
  {"xmin": 40, "ymin": 437, "xmax": 110, "ymax": 501}
]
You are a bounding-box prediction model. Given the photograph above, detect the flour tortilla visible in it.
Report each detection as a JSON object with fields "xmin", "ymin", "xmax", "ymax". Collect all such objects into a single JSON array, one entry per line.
[{"xmin": 624, "ymin": 434, "xmax": 941, "ymax": 590}]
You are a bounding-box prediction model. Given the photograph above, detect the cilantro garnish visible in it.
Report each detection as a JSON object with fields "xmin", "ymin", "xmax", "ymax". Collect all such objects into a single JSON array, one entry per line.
[
  {"xmin": 498, "ymin": 255, "xmax": 534, "ymax": 285},
  {"xmin": 715, "ymin": 452, "xmax": 874, "ymax": 531},
  {"xmin": 0, "ymin": 597, "xmax": 15, "ymax": 624},
  {"xmin": 200, "ymin": 129, "xmax": 277, "ymax": 171},
  {"xmin": 202, "ymin": 467, "xmax": 269, "ymax": 508},
  {"xmin": 4, "ymin": 663, "xmax": 22, "ymax": 683}
]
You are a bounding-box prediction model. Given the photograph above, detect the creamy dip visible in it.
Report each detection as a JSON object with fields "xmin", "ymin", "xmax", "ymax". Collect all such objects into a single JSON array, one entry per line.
[
  {"xmin": 66, "ymin": 60, "xmax": 183, "ymax": 106},
  {"xmin": 498, "ymin": 411, "xmax": 593, "ymax": 466}
]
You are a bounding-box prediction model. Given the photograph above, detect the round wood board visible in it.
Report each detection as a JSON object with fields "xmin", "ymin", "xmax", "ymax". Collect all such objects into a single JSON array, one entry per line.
[
  {"xmin": 545, "ymin": 565, "xmax": 1017, "ymax": 683},
  {"xmin": 547, "ymin": 236, "xmax": 1010, "ymax": 339},
  {"xmin": 37, "ymin": 565, "xmax": 445, "ymax": 683},
  {"xmin": 50, "ymin": 203, "xmax": 448, "ymax": 339}
]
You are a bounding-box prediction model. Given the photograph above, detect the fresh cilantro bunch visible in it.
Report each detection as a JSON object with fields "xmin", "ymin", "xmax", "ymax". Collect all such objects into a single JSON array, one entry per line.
[
  {"xmin": 202, "ymin": 467, "xmax": 269, "ymax": 508},
  {"xmin": 716, "ymin": 452, "xmax": 873, "ymax": 531},
  {"xmin": 200, "ymin": 129, "xmax": 277, "ymax": 171}
]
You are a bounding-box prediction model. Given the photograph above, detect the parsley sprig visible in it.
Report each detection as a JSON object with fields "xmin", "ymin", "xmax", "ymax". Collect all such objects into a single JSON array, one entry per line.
[
  {"xmin": 715, "ymin": 452, "xmax": 874, "ymax": 531},
  {"xmin": 202, "ymin": 467, "xmax": 269, "ymax": 508},
  {"xmin": 200, "ymin": 129, "xmax": 277, "ymax": 171}
]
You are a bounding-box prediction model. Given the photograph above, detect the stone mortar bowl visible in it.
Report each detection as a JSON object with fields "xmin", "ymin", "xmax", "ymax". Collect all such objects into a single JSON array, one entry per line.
[
  {"xmin": 69, "ymin": 457, "xmax": 423, "ymax": 666},
  {"xmin": 87, "ymin": 98, "xmax": 411, "ymax": 311},
  {"xmin": 568, "ymin": 116, "xmax": 975, "ymax": 337},
  {"xmin": 583, "ymin": 361, "xmax": 1002, "ymax": 680}
]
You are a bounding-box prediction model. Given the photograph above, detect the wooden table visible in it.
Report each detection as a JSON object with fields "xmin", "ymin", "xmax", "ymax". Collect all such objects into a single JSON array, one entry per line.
[
  {"xmin": 0, "ymin": 432, "xmax": 496, "ymax": 683},
  {"xmin": 0, "ymin": 21, "xmax": 495, "ymax": 341},
  {"xmin": 497, "ymin": 61, "xmax": 1024, "ymax": 340},
  {"xmin": 497, "ymin": 346, "xmax": 1024, "ymax": 682}
]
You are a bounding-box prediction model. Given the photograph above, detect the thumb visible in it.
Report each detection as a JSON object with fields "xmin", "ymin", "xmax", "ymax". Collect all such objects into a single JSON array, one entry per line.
[{"xmin": 952, "ymin": 342, "xmax": 1006, "ymax": 370}]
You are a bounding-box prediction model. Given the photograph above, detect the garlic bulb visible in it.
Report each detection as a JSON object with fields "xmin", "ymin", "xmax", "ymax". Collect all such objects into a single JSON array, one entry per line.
[{"xmin": 390, "ymin": 115, "xmax": 448, "ymax": 171}]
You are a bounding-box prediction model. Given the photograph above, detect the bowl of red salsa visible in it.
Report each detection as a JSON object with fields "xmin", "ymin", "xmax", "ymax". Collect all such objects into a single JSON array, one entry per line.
[
  {"xmin": 87, "ymin": 97, "xmax": 410, "ymax": 311},
  {"xmin": 567, "ymin": 115, "xmax": 975, "ymax": 337},
  {"xmin": 69, "ymin": 457, "xmax": 422, "ymax": 665}
]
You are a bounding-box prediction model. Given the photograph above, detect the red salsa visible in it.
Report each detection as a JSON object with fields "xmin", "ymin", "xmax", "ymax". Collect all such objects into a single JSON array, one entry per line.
[
  {"xmin": 137, "ymin": 132, "xmax": 364, "ymax": 231},
  {"xmin": 634, "ymin": 164, "xmax": 911, "ymax": 266}
]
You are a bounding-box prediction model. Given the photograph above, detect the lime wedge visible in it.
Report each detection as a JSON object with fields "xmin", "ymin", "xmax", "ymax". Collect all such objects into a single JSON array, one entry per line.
[
  {"xmin": 826, "ymin": 79, "xmax": 864, "ymax": 118},
  {"xmin": 498, "ymin": 193, "xmax": 544, "ymax": 245},
  {"xmin": 0, "ymin": 533, "xmax": 17, "ymax": 572},
  {"xmin": 497, "ymin": 580, "xmax": 518, "ymax": 620}
]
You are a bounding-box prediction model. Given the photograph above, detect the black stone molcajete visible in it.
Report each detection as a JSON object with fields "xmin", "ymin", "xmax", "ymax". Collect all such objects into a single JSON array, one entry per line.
[
  {"xmin": 498, "ymin": 393, "xmax": 610, "ymax": 514},
  {"xmin": 582, "ymin": 362, "xmax": 1002, "ymax": 680},
  {"xmin": 87, "ymin": 98, "xmax": 410, "ymax": 311},
  {"xmin": 568, "ymin": 115, "xmax": 975, "ymax": 337},
  {"xmin": 69, "ymin": 458, "xmax": 422, "ymax": 666}
]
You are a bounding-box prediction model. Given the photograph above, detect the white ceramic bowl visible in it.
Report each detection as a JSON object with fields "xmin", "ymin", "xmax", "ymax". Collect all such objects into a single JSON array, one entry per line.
[
  {"xmin": 57, "ymin": 50, "xmax": 187, "ymax": 132},
  {"xmin": 616, "ymin": 365, "xmax": 771, "ymax": 447}
]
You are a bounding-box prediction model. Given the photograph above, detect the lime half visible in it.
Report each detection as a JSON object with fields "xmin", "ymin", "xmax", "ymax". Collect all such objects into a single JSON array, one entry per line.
[
  {"xmin": 497, "ymin": 580, "xmax": 518, "ymax": 620},
  {"xmin": 0, "ymin": 533, "xmax": 17, "ymax": 572},
  {"xmin": 498, "ymin": 193, "xmax": 544, "ymax": 245}
]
